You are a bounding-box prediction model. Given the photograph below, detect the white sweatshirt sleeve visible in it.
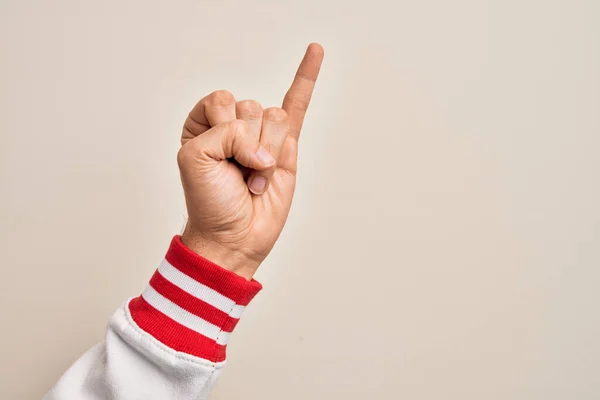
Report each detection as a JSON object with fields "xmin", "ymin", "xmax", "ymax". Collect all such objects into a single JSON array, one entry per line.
[{"xmin": 44, "ymin": 235, "xmax": 263, "ymax": 400}]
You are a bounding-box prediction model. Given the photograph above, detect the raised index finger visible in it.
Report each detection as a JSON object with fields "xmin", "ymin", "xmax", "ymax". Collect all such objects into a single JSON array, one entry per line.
[{"xmin": 282, "ymin": 43, "xmax": 324, "ymax": 140}]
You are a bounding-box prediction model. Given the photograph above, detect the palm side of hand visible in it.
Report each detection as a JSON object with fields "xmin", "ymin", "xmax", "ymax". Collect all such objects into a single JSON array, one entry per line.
[
  {"xmin": 180, "ymin": 136, "xmax": 296, "ymax": 258},
  {"xmin": 178, "ymin": 44, "xmax": 324, "ymax": 278}
]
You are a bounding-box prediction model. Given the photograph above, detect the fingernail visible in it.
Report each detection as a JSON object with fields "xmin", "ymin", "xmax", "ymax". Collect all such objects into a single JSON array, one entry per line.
[
  {"xmin": 256, "ymin": 146, "xmax": 276, "ymax": 166},
  {"xmin": 249, "ymin": 176, "xmax": 268, "ymax": 194}
]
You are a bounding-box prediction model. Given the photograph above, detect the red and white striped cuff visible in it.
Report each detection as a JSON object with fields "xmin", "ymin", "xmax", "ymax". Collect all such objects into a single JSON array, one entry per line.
[{"xmin": 128, "ymin": 235, "xmax": 262, "ymax": 362}]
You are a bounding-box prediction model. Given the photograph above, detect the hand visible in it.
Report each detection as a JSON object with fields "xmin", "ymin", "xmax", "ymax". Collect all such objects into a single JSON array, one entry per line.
[{"xmin": 177, "ymin": 43, "xmax": 324, "ymax": 279}]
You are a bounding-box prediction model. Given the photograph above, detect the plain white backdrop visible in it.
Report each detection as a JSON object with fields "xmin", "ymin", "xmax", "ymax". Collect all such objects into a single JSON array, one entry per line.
[{"xmin": 1, "ymin": 0, "xmax": 599, "ymax": 399}]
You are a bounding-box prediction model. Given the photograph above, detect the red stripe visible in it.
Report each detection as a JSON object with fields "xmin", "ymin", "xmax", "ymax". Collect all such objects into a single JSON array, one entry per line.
[
  {"xmin": 149, "ymin": 271, "xmax": 240, "ymax": 332},
  {"xmin": 165, "ymin": 236, "xmax": 262, "ymax": 306},
  {"xmin": 128, "ymin": 296, "xmax": 227, "ymax": 362}
]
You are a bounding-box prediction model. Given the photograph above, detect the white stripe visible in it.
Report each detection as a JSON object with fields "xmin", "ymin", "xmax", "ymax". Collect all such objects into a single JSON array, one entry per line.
[
  {"xmin": 142, "ymin": 285, "xmax": 231, "ymax": 345},
  {"xmin": 158, "ymin": 259, "xmax": 245, "ymax": 319}
]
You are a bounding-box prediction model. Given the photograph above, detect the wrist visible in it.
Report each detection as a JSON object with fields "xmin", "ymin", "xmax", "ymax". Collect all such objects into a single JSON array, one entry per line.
[{"xmin": 180, "ymin": 227, "xmax": 261, "ymax": 280}]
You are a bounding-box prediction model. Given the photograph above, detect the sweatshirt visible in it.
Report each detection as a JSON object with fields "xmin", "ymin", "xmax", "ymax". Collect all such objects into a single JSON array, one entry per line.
[{"xmin": 44, "ymin": 235, "xmax": 263, "ymax": 400}]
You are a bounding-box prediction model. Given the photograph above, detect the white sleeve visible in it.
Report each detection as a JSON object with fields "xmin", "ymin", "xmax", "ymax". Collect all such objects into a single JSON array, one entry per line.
[{"xmin": 44, "ymin": 236, "xmax": 262, "ymax": 400}]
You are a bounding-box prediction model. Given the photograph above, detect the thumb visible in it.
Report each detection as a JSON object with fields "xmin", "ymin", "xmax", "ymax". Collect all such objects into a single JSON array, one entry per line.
[{"xmin": 180, "ymin": 119, "xmax": 276, "ymax": 171}]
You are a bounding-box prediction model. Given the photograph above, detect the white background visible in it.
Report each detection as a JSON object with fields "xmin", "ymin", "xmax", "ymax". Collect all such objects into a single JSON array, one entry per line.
[{"xmin": 1, "ymin": 0, "xmax": 599, "ymax": 398}]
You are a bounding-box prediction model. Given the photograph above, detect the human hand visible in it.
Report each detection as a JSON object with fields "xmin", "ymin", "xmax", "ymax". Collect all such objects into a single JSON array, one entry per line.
[{"xmin": 177, "ymin": 43, "xmax": 324, "ymax": 279}]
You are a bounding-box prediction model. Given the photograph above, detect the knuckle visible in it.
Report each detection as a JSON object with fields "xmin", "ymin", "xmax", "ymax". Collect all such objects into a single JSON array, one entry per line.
[
  {"xmin": 263, "ymin": 107, "xmax": 288, "ymax": 122},
  {"xmin": 230, "ymin": 119, "xmax": 248, "ymax": 135},
  {"xmin": 208, "ymin": 90, "xmax": 235, "ymax": 106},
  {"xmin": 284, "ymin": 91, "xmax": 309, "ymax": 111},
  {"xmin": 236, "ymin": 100, "xmax": 263, "ymax": 119},
  {"xmin": 183, "ymin": 115, "xmax": 202, "ymax": 135}
]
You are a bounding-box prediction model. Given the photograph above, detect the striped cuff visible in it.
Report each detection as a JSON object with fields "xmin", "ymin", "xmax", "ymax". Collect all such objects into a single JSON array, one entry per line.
[{"xmin": 128, "ymin": 235, "xmax": 262, "ymax": 362}]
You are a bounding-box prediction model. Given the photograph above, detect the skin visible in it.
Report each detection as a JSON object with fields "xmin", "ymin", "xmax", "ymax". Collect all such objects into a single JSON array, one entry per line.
[{"xmin": 178, "ymin": 43, "xmax": 325, "ymax": 279}]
